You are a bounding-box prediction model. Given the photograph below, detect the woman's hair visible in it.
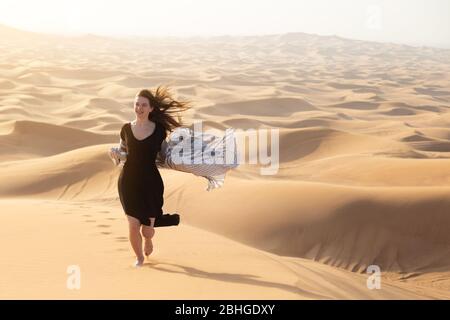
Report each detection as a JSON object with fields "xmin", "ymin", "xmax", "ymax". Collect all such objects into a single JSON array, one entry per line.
[{"xmin": 136, "ymin": 86, "xmax": 191, "ymax": 134}]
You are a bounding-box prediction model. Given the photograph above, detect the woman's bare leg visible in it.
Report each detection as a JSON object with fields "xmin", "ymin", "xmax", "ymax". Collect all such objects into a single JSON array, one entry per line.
[
  {"xmin": 126, "ymin": 215, "xmax": 144, "ymax": 266},
  {"xmin": 142, "ymin": 218, "xmax": 155, "ymax": 257}
]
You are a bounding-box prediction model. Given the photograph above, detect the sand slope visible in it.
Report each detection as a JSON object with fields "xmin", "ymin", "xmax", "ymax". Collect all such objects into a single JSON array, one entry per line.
[{"xmin": 1, "ymin": 199, "xmax": 445, "ymax": 299}]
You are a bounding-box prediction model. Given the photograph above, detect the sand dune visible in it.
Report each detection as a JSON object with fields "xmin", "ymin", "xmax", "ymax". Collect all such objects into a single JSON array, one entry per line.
[
  {"xmin": 163, "ymin": 176, "xmax": 450, "ymax": 295},
  {"xmin": 0, "ymin": 24, "xmax": 449, "ymax": 299},
  {"xmin": 0, "ymin": 120, "xmax": 115, "ymax": 160},
  {"xmin": 3, "ymin": 198, "xmax": 443, "ymax": 299},
  {"xmin": 0, "ymin": 79, "xmax": 16, "ymax": 90},
  {"xmin": 379, "ymin": 107, "xmax": 417, "ymax": 116},
  {"xmin": 200, "ymin": 98, "xmax": 316, "ymax": 117},
  {"xmin": 0, "ymin": 144, "xmax": 116, "ymax": 198},
  {"xmin": 265, "ymin": 127, "xmax": 414, "ymax": 164}
]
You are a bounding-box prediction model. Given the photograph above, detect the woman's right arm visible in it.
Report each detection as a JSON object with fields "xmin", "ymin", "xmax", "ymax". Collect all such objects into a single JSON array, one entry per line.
[
  {"xmin": 119, "ymin": 137, "xmax": 127, "ymax": 153},
  {"xmin": 119, "ymin": 124, "xmax": 128, "ymax": 153},
  {"xmin": 109, "ymin": 125, "xmax": 128, "ymax": 166}
]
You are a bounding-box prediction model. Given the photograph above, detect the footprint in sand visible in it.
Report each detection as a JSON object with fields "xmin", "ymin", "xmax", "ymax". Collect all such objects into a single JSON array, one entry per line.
[
  {"xmin": 85, "ymin": 219, "xmax": 96, "ymax": 223},
  {"xmin": 96, "ymin": 224, "xmax": 111, "ymax": 228},
  {"xmin": 115, "ymin": 236, "xmax": 128, "ymax": 242}
]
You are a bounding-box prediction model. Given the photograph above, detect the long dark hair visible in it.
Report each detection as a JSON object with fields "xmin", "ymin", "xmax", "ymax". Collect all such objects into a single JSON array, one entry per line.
[{"xmin": 136, "ymin": 86, "xmax": 191, "ymax": 134}]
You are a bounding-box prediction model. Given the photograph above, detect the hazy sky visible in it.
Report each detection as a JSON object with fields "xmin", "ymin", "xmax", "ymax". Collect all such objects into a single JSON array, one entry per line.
[{"xmin": 0, "ymin": 0, "xmax": 449, "ymax": 47}]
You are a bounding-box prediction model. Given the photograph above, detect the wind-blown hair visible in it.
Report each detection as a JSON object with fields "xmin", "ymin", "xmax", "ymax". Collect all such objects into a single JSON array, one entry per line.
[{"xmin": 136, "ymin": 86, "xmax": 191, "ymax": 135}]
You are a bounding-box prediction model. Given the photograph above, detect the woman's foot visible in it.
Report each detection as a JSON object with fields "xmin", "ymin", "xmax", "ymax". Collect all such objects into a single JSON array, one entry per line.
[
  {"xmin": 144, "ymin": 237, "xmax": 153, "ymax": 257},
  {"xmin": 134, "ymin": 256, "xmax": 145, "ymax": 267}
]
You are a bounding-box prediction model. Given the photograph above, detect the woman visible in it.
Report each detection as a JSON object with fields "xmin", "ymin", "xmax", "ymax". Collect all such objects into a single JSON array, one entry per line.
[{"xmin": 114, "ymin": 86, "xmax": 190, "ymax": 267}]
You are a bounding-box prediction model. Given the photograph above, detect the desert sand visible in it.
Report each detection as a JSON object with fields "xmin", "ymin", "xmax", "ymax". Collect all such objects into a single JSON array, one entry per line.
[{"xmin": 0, "ymin": 24, "xmax": 449, "ymax": 299}]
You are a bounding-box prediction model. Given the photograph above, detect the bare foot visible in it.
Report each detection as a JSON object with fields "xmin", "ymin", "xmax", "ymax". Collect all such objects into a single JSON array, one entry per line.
[
  {"xmin": 134, "ymin": 257, "xmax": 145, "ymax": 267},
  {"xmin": 144, "ymin": 237, "xmax": 153, "ymax": 257}
]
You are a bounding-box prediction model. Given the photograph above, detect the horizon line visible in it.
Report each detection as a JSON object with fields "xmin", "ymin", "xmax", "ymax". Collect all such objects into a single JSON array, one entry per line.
[{"xmin": 1, "ymin": 22, "xmax": 449, "ymax": 50}]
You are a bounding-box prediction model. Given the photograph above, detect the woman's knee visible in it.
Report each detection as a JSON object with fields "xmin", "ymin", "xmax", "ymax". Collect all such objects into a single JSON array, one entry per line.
[{"xmin": 126, "ymin": 215, "xmax": 141, "ymax": 233}]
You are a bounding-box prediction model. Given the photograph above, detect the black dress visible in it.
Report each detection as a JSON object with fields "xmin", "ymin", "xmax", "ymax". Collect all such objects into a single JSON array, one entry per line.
[{"xmin": 118, "ymin": 121, "xmax": 167, "ymax": 226}]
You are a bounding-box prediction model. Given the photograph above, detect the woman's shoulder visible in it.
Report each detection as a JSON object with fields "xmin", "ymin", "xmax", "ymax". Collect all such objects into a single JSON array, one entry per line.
[{"xmin": 120, "ymin": 122, "xmax": 130, "ymax": 137}]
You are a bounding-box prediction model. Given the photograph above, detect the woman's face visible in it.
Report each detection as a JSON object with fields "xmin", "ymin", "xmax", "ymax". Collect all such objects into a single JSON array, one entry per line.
[{"xmin": 134, "ymin": 96, "xmax": 153, "ymax": 120}]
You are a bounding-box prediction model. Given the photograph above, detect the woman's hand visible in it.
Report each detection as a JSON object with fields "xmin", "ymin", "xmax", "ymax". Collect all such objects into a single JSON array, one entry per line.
[{"xmin": 109, "ymin": 147, "xmax": 120, "ymax": 165}]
